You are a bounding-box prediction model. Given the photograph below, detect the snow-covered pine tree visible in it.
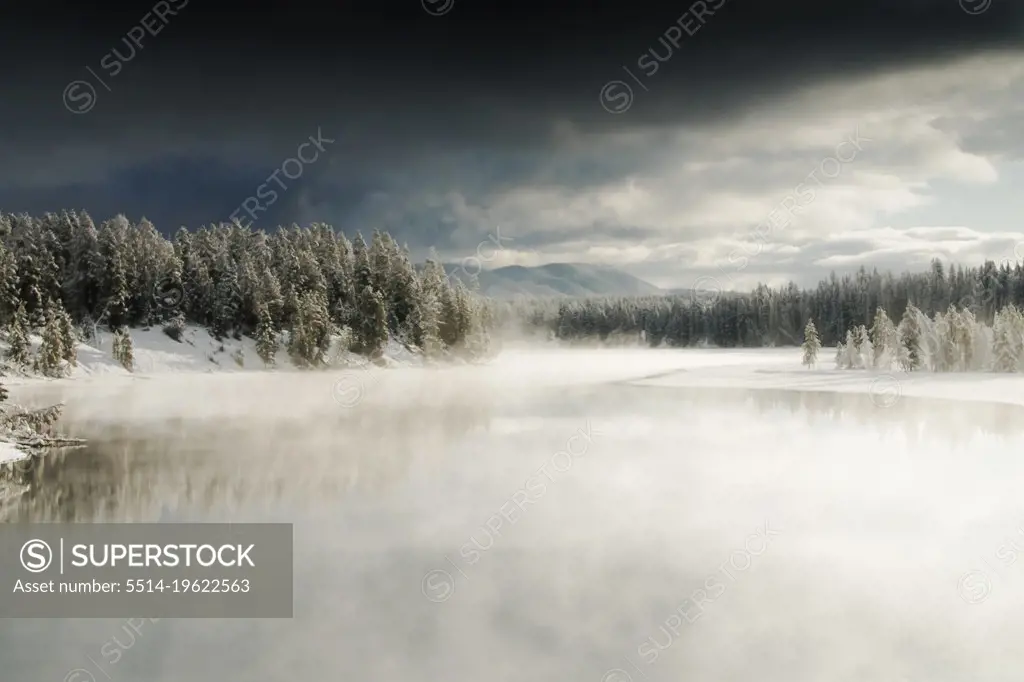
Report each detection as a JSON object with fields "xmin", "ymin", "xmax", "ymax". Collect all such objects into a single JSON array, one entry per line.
[
  {"xmin": 437, "ymin": 275, "xmax": 463, "ymax": 350},
  {"xmin": 839, "ymin": 330, "xmax": 856, "ymax": 369},
  {"xmin": 883, "ymin": 311, "xmax": 900, "ymax": 368},
  {"xmin": 801, "ymin": 319, "xmax": 821, "ymax": 368},
  {"xmin": 62, "ymin": 210, "xmax": 104, "ymax": 322},
  {"xmin": 968, "ymin": 307, "xmax": 993, "ymax": 371},
  {"xmin": 991, "ymin": 306, "xmax": 1018, "ymax": 372},
  {"xmin": 460, "ymin": 291, "xmax": 491, "ymax": 360},
  {"xmin": 368, "ymin": 230, "xmax": 394, "ymax": 309},
  {"xmin": 254, "ymin": 303, "xmax": 278, "ymax": 367},
  {"xmin": 351, "ymin": 233, "xmax": 372, "ymax": 294},
  {"xmin": 57, "ymin": 303, "xmax": 77, "ymax": 367},
  {"xmin": 98, "ymin": 216, "xmax": 131, "ymax": 330},
  {"xmin": 285, "ymin": 317, "xmax": 305, "ymax": 367},
  {"xmin": 0, "ymin": 240, "xmax": 19, "ymax": 326},
  {"xmin": 281, "ymin": 284, "xmax": 300, "ymax": 331},
  {"xmin": 235, "ymin": 252, "xmax": 261, "ymax": 332},
  {"xmin": 898, "ymin": 305, "xmax": 923, "ymax": 371},
  {"xmin": 112, "ymin": 326, "xmax": 134, "ymax": 372},
  {"xmin": 212, "ymin": 254, "xmax": 242, "ymax": 338},
  {"xmin": 179, "ymin": 232, "xmax": 215, "ymax": 326},
  {"xmin": 125, "ymin": 217, "xmax": 169, "ymax": 325},
  {"xmin": 415, "ymin": 259, "xmax": 447, "ymax": 357},
  {"xmin": 449, "ymin": 278, "xmax": 483, "ymax": 357},
  {"xmin": 868, "ymin": 307, "xmax": 897, "ymax": 369},
  {"xmin": 35, "ymin": 301, "xmax": 67, "ymax": 378},
  {"xmin": 257, "ymin": 264, "xmax": 285, "ymax": 327},
  {"xmin": 10, "ymin": 214, "xmax": 49, "ymax": 327},
  {"xmin": 834, "ymin": 339, "xmax": 846, "ymax": 369},
  {"xmin": 385, "ymin": 241, "xmax": 421, "ymax": 340},
  {"xmin": 997, "ymin": 304, "xmax": 1024, "ymax": 372},
  {"xmin": 292, "ymin": 235, "xmax": 329, "ymax": 304},
  {"xmin": 111, "ymin": 327, "xmax": 122, "ymax": 365},
  {"xmin": 288, "ymin": 291, "xmax": 332, "ymax": 368},
  {"xmin": 852, "ymin": 324, "xmax": 871, "ymax": 369},
  {"xmin": 953, "ymin": 306, "xmax": 977, "ymax": 371},
  {"xmin": 351, "ymin": 284, "xmax": 388, "ymax": 359},
  {"xmin": 5, "ymin": 302, "xmax": 31, "ymax": 367},
  {"xmin": 931, "ymin": 309, "xmax": 954, "ymax": 372},
  {"xmin": 938, "ymin": 310, "xmax": 955, "ymax": 370}
]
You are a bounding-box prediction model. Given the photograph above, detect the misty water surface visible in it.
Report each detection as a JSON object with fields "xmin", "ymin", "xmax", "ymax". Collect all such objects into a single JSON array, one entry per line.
[{"xmin": 3, "ymin": 350, "xmax": 1024, "ymax": 681}]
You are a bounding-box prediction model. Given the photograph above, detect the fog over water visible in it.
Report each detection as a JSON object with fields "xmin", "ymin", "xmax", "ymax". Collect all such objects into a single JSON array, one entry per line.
[{"xmin": 3, "ymin": 349, "xmax": 1024, "ymax": 681}]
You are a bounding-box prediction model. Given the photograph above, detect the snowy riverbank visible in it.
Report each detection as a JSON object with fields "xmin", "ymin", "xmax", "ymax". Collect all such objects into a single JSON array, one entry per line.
[
  {"xmin": 621, "ymin": 347, "xmax": 1024, "ymax": 408},
  {"xmin": 0, "ymin": 325, "xmax": 423, "ymax": 465},
  {"xmin": 7, "ymin": 332, "xmax": 1024, "ymax": 408},
  {"xmin": 1, "ymin": 324, "xmax": 424, "ymax": 387},
  {"xmin": 2, "ymin": 341, "xmax": 1024, "ymax": 486}
]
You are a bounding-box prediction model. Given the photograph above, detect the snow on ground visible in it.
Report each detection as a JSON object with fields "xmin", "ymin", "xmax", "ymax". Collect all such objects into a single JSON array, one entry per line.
[
  {"xmin": 0, "ymin": 439, "xmax": 26, "ymax": 464},
  {"xmin": 472, "ymin": 346, "xmax": 1024, "ymax": 409},
  {"xmin": 2, "ymin": 325, "xmax": 420, "ymax": 387},
  {"xmin": 478, "ymin": 345, "xmax": 794, "ymax": 389},
  {"xmin": 4, "ymin": 329, "xmax": 1024, "ymax": 412},
  {"xmin": 629, "ymin": 347, "xmax": 1024, "ymax": 407}
]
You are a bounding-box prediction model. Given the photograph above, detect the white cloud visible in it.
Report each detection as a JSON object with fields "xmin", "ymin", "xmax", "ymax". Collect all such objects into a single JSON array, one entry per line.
[{"xmin": 422, "ymin": 50, "xmax": 1024, "ymax": 288}]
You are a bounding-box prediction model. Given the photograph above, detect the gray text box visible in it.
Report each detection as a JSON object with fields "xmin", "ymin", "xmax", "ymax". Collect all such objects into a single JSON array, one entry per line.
[{"xmin": 0, "ymin": 524, "xmax": 292, "ymax": 618}]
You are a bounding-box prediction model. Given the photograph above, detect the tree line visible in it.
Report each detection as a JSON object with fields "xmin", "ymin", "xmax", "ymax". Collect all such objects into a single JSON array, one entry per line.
[
  {"xmin": 799, "ymin": 301, "xmax": 1024, "ymax": 374},
  {"xmin": 8, "ymin": 208, "xmax": 1024, "ymax": 376},
  {"xmin": 0, "ymin": 210, "xmax": 493, "ymax": 375},
  {"xmin": 494, "ymin": 259, "xmax": 1024, "ymax": 350}
]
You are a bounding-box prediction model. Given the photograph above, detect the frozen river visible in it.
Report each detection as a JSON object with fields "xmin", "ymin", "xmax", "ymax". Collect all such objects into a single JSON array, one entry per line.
[{"xmin": 3, "ymin": 348, "xmax": 1024, "ymax": 681}]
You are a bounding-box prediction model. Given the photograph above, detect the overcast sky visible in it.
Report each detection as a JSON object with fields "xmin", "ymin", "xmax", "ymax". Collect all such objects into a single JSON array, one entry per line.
[{"xmin": 1, "ymin": 0, "xmax": 1023, "ymax": 289}]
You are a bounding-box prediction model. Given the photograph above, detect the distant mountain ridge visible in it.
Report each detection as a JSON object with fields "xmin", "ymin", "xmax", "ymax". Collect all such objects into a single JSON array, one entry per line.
[{"xmin": 441, "ymin": 262, "xmax": 664, "ymax": 299}]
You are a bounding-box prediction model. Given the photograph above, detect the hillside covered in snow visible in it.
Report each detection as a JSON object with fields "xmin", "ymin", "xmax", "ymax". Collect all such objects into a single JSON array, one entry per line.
[{"xmin": 0, "ymin": 210, "xmax": 495, "ymax": 386}]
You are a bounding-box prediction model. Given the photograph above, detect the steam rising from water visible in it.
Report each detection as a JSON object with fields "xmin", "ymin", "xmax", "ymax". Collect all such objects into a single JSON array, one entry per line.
[{"xmin": 4, "ymin": 349, "xmax": 1024, "ymax": 681}]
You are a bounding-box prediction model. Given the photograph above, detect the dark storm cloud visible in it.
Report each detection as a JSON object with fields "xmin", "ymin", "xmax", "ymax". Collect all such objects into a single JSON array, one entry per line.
[{"xmin": 0, "ymin": 0, "xmax": 1021, "ymax": 250}]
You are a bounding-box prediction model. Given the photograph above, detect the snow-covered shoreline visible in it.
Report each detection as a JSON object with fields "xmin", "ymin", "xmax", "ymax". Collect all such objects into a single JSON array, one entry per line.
[
  {"xmin": 2, "ymin": 324, "xmax": 424, "ymax": 388},
  {"xmin": 7, "ymin": 330, "xmax": 1024, "ymax": 410},
  {"xmin": 3, "ymin": 341, "xmax": 1024, "ymax": 491},
  {"xmin": 624, "ymin": 347, "xmax": 1024, "ymax": 409}
]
